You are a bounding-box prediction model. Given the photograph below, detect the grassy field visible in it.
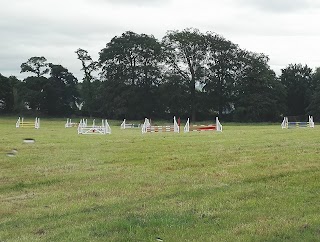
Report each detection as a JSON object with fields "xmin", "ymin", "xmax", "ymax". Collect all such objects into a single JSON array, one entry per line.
[{"xmin": 0, "ymin": 117, "xmax": 320, "ymax": 242}]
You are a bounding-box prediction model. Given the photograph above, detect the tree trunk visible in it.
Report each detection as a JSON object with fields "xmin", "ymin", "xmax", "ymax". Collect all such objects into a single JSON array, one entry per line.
[{"xmin": 191, "ymin": 78, "xmax": 196, "ymax": 122}]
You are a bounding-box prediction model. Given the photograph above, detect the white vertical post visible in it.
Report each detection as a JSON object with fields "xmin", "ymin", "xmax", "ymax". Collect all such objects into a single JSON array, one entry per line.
[
  {"xmin": 16, "ymin": 117, "xmax": 20, "ymax": 128},
  {"xmin": 141, "ymin": 118, "xmax": 150, "ymax": 133},
  {"xmin": 184, "ymin": 118, "xmax": 190, "ymax": 133},
  {"xmin": 281, "ymin": 117, "xmax": 288, "ymax": 129},
  {"xmin": 216, "ymin": 117, "xmax": 222, "ymax": 132},
  {"xmin": 309, "ymin": 115, "xmax": 315, "ymax": 128},
  {"xmin": 105, "ymin": 119, "xmax": 111, "ymax": 134},
  {"xmin": 121, "ymin": 119, "xmax": 126, "ymax": 129},
  {"xmin": 173, "ymin": 116, "xmax": 179, "ymax": 133},
  {"xmin": 35, "ymin": 117, "xmax": 40, "ymax": 129}
]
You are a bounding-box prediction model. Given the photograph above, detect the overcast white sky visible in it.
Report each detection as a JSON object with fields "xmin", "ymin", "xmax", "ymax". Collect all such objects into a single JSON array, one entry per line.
[{"xmin": 1, "ymin": 0, "xmax": 320, "ymax": 80}]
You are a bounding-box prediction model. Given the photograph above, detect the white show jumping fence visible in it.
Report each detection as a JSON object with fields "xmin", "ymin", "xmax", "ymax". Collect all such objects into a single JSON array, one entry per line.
[
  {"xmin": 120, "ymin": 119, "xmax": 141, "ymax": 129},
  {"xmin": 16, "ymin": 117, "xmax": 40, "ymax": 129},
  {"xmin": 65, "ymin": 118, "xmax": 78, "ymax": 128},
  {"xmin": 281, "ymin": 115, "xmax": 314, "ymax": 129},
  {"xmin": 141, "ymin": 116, "xmax": 179, "ymax": 133},
  {"xmin": 78, "ymin": 119, "xmax": 111, "ymax": 135},
  {"xmin": 184, "ymin": 117, "xmax": 222, "ymax": 133}
]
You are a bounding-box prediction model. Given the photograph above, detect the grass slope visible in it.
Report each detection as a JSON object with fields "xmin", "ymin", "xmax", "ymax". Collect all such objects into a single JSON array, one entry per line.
[{"xmin": 0, "ymin": 118, "xmax": 319, "ymax": 241}]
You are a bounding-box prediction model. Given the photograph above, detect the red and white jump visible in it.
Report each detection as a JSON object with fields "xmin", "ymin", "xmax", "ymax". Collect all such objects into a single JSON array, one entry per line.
[
  {"xmin": 184, "ymin": 117, "xmax": 222, "ymax": 133},
  {"xmin": 141, "ymin": 116, "xmax": 180, "ymax": 133}
]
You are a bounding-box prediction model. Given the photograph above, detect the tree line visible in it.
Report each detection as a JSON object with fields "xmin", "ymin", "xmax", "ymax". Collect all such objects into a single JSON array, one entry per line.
[{"xmin": 1, "ymin": 28, "xmax": 320, "ymax": 122}]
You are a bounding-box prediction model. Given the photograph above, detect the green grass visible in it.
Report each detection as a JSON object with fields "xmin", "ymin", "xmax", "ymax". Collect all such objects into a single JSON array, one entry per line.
[{"xmin": 0, "ymin": 117, "xmax": 320, "ymax": 241}]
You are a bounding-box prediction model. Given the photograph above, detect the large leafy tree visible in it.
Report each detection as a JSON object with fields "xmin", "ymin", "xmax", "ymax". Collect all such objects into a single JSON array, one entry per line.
[
  {"xmin": 75, "ymin": 48, "xmax": 97, "ymax": 117},
  {"xmin": 280, "ymin": 64, "xmax": 313, "ymax": 116},
  {"xmin": 158, "ymin": 74, "xmax": 190, "ymax": 118},
  {"xmin": 0, "ymin": 73, "xmax": 14, "ymax": 113},
  {"xmin": 22, "ymin": 76, "xmax": 48, "ymax": 112},
  {"xmin": 42, "ymin": 64, "xmax": 78, "ymax": 115},
  {"xmin": 307, "ymin": 87, "xmax": 320, "ymax": 119},
  {"xmin": 306, "ymin": 67, "xmax": 320, "ymax": 118},
  {"xmin": 8, "ymin": 76, "xmax": 24, "ymax": 112},
  {"xmin": 20, "ymin": 57, "xmax": 50, "ymax": 113},
  {"xmin": 311, "ymin": 67, "xmax": 320, "ymax": 89},
  {"xmin": 100, "ymin": 31, "xmax": 162, "ymax": 87},
  {"xmin": 203, "ymin": 32, "xmax": 240, "ymax": 116},
  {"xmin": 233, "ymin": 52, "xmax": 286, "ymax": 121},
  {"xmin": 162, "ymin": 28, "xmax": 207, "ymax": 121},
  {"xmin": 20, "ymin": 56, "xmax": 49, "ymax": 77},
  {"xmin": 99, "ymin": 31, "xmax": 163, "ymax": 119}
]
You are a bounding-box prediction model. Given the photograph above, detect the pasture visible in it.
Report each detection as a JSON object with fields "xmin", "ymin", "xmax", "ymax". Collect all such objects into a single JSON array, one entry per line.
[{"xmin": 0, "ymin": 117, "xmax": 320, "ymax": 241}]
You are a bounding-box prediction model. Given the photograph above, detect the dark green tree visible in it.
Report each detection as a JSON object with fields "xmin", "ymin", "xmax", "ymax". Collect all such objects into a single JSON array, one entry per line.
[
  {"xmin": 306, "ymin": 87, "xmax": 320, "ymax": 119},
  {"xmin": 162, "ymin": 28, "xmax": 207, "ymax": 121},
  {"xmin": 9, "ymin": 76, "xmax": 25, "ymax": 113},
  {"xmin": 233, "ymin": 52, "xmax": 286, "ymax": 121},
  {"xmin": 306, "ymin": 67, "xmax": 320, "ymax": 118},
  {"xmin": 203, "ymin": 32, "xmax": 240, "ymax": 116},
  {"xmin": 158, "ymin": 74, "xmax": 190, "ymax": 118},
  {"xmin": 20, "ymin": 56, "xmax": 49, "ymax": 77},
  {"xmin": 99, "ymin": 31, "xmax": 163, "ymax": 119},
  {"xmin": 20, "ymin": 57, "xmax": 50, "ymax": 113},
  {"xmin": 280, "ymin": 64, "xmax": 312, "ymax": 116},
  {"xmin": 42, "ymin": 64, "xmax": 78, "ymax": 115},
  {"xmin": 0, "ymin": 73, "xmax": 14, "ymax": 113},
  {"xmin": 22, "ymin": 76, "xmax": 48, "ymax": 112},
  {"xmin": 75, "ymin": 48, "xmax": 97, "ymax": 117}
]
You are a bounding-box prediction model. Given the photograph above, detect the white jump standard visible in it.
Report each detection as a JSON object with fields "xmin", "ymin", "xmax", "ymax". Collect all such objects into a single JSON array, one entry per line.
[
  {"xmin": 120, "ymin": 119, "xmax": 141, "ymax": 129},
  {"xmin": 78, "ymin": 119, "xmax": 111, "ymax": 134},
  {"xmin": 65, "ymin": 118, "xmax": 78, "ymax": 128},
  {"xmin": 16, "ymin": 117, "xmax": 40, "ymax": 129},
  {"xmin": 281, "ymin": 115, "xmax": 314, "ymax": 129},
  {"xmin": 184, "ymin": 117, "xmax": 222, "ymax": 133},
  {"xmin": 141, "ymin": 117, "xmax": 179, "ymax": 133},
  {"xmin": 78, "ymin": 118, "xmax": 88, "ymax": 128}
]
